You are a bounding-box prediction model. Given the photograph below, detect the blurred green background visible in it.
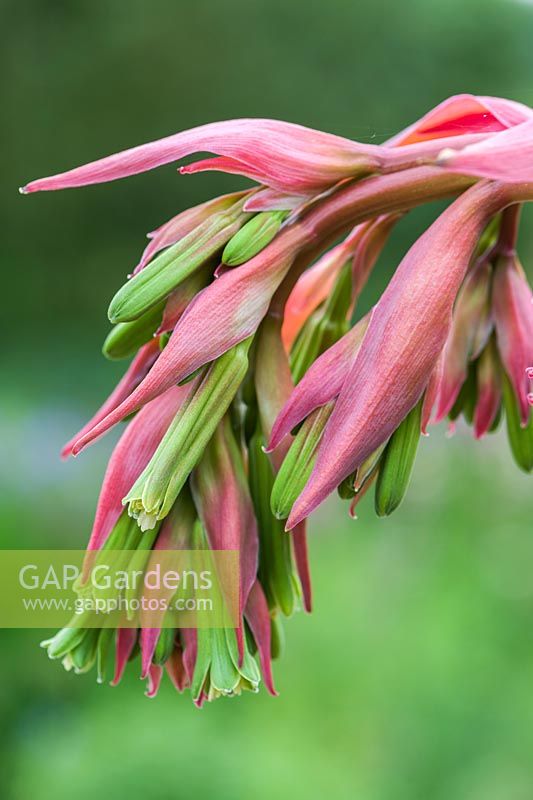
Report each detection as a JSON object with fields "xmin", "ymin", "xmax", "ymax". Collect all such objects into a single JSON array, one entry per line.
[{"xmin": 2, "ymin": 0, "xmax": 533, "ymax": 797}]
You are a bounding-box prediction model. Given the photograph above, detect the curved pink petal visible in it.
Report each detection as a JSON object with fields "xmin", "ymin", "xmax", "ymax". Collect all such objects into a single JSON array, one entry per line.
[
  {"xmin": 474, "ymin": 340, "xmax": 501, "ymax": 439},
  {"xmin": 474, "ymin": 95, "xmax": 533, "ymax": 127},
  {"xmin": 243, "ymin": 188, "xmax": 306, "ymax": 212},
  {"xmin": 493, "ymin": 255, "xmax": 533, "ymax": 425},
  {"xmin": 255, "ymin": 315, "xmax": 295, "ymax": 455},
  {"xmin": 165, "ymin": 647, "xmax": 188, "ymax": 692},
  {"xmin": 111, "ymin": 628, "xmax": 137, "ymax": 686},
  {"xmin": 421, "ymin": 351, "xmax": 445, "ymax": 434},
  {"xmin": 140, "ymin": 628, "xmax": 160, "ymax": 679},
  {"xmin": 287, "ymin": 181, "xmax": 513, "ymax": 529},
  {"xmin": 181, "ymin": 628, "xmax": 198, "ymax": 686},
  {"xmin": 292, "ymin": 522, "xmax": 312, "ymax": 612},
  {"xmin": 180, "ymin": 156, "xmax": 271, "ymax": 184},
  {"xmin": 268, "ymin": 315, "xmax": 370, "ymax": 452},
  {"xmin": 145, "ymin": 664, "xmax": 164, "ymax": 698},
  {"xmin": 388, "ymin": 94, "xmax": 532, "ymax": 146},
  {"xmin": 434, "ymin": 257, "xmax": 493, "ymax": 422},
  {"xmin": 20, "ymin": 118, "xmax": 385, "ymax": 195},
  {"xmin": 244, "ymin": 581, "xmax": 277, "ymax": 696}
]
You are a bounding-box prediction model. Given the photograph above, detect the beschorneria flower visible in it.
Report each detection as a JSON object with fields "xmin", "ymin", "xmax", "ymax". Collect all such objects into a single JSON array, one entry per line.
[{"xmin": 25, "ymin": 93, "xmax": 533, "ymax": 701}]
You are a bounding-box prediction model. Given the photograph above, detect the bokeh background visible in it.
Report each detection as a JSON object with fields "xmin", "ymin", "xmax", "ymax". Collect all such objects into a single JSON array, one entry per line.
[{"xmin": 2, "ymin": 0, "xmax": 533, "ymax": 797}]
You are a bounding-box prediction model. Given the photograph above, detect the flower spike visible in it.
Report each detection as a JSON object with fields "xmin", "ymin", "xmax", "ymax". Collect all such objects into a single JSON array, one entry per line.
[{"xmin": 23, "ymin": 93, "xmax": 533, "ymax": 703}]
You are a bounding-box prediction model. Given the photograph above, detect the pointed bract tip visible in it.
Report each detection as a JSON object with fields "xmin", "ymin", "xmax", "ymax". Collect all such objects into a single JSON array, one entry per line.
[
  {"xmin": 284, "ymin": 510, "xmax": 304, "ymax": 531},
  {"xmin": 265, "ymin": 431, "xmax": 284, "ymax": 452},
  {"xmin": 19, "ymin": 185, "xmax": 29, "ymax": 195}
]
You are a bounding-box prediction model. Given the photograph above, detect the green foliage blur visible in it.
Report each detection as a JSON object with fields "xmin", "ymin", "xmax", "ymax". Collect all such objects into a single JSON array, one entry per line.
[{"xmin": 2, "ymin": 0, "xmax": 533, "ymax": 797}]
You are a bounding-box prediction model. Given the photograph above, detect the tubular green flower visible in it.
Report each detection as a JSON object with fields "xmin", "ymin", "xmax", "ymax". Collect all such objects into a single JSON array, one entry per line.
[
  {"xmin": 124, "ymin": 340, "xmax": 251, "ymax": 530},
  {"xmin": 222, "ymin": 211, "xmax": 288, "ymax": 266},
  {"xmin": 271, "ymin": 403, "xmax": 334, "ymax": 520},
  {"xmin": 374, "ymin": 398, "xmax": 423, "ymax": 517},
  {"xmin": 108, "ymin": 196, "xmax": 252, "ymax": 322}
]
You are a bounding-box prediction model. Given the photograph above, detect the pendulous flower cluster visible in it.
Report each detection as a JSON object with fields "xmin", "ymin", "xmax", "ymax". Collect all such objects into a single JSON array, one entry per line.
[{"xmin": 22, "ymin": 93, "xmax": 533, "ymax": 701}]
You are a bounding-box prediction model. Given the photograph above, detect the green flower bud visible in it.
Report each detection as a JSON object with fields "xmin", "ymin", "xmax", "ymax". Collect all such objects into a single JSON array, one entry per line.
[
  {"xmin": 42, "ymin": 621, "xmax": 112, "ymax": 677},
  {"xmin": 189, "ymin": 521, "xmax": 260, "ymax": 701},
  {"xmin": 108, "ymin": 198, "xmax": 251, "ymax": 323},
  {"xmin": 192, "ymin": 626, "xmax": 260, "ymax": 702},
  {"xmin": 222, "ymin": 211, "xmax": 287, "ymax": 267},
  {"xmin": 81, "ymin": 512, "xmax": 154, "ymax": 607},
  {"xmin": 124, "ymin": 339, "xmax": 252, "ymax": 530},
  {"xmin": 271, "ymin": 403, "xmax": 333, "ymax": 519},
  {"xmin": 122, "ymin": 525, "xmax": 161, "ymax": 617},
  {"xmin": 102, "ymin": 300, "xmax": 165, "ymax": 360},
  {"xmin": 90, "ymin": 529, "xmax": 160, "ymax": 620},
  {"xmin": 100, "ymin": 509, "xmax": 142, "ymax": 551},
  {"xmin": 502, "ymin": 372, "xmax": 533, "ymax": 472},
  {"xmin": 248, "ymin": 427, "xmax": 300, "ymax": 617},
  {"xmin": 270, "ymin": 613, "xmax": 284, "ymax": 660},
  {"xmin": 374, "ymin": 398, "xmax": 423, "ymax": 517},
  {"xmin": 67, "ymin": 628, "xmax": 100, "ymax": 674},
  {"xmin": 41, "ymin": 624, "xmax": 88, "ymax": 660},
  {"xmin": 96, "ymin": 627, "xmax": 114, "ymax": 684}
]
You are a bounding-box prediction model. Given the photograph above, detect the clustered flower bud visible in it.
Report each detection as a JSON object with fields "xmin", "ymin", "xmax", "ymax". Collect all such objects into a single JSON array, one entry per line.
[
  {"xmin": 433, "ymin": 206, "xmax": 533, "ymax": 468},
  {"xmin": 24, "ymin": 93, "xmax": 533, "ymax": 701}
]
